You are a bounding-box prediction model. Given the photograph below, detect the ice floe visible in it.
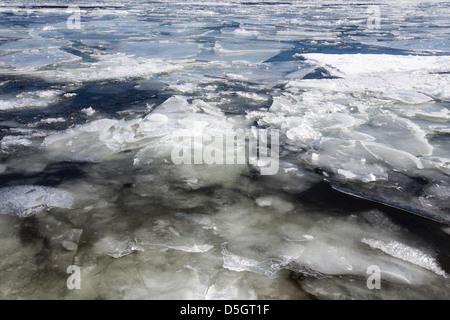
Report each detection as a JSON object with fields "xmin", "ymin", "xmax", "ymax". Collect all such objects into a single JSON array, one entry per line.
[
  {"xmin": 0, "ymin": 185, "xmax": 74, "ymax": 217},
  {"xmin": 0, "ymin": 90, "xmax": 63, "ymax": 111},
  {"xmin": 0, "ymin": 0, "xmax": 449, "ymax": 300},
  {"xmin": 361, "ymin": 238, "xmax": 448, "ymax": 278}
]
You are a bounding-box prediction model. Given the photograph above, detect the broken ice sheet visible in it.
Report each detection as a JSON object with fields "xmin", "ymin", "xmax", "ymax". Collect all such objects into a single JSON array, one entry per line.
[
  {"xmin": 362, "ymin": 39, "xmax": 450, "ymax": 54},
  {"xmin": 329, "ymin": 168, "xmax": 450, "ymax": 226},
  {"xmin": 0, "ymin": 38, "xmax": 71, "ymax": 51},
  {"xmin": 216, "ymin": 203, "xmax": 448, "ymax": 287},
  {"xmin": 204, "ymin": 269, "xmax": 258, "ymax": 300},
  {"xmin": 382, "ymin": 90, "xmax": 434, "ymax": 105},
  {"xmin": 0, "ymin": 0, "xmax": 448, "ymax": 301},
  {"xmin": 114, "ymin": 41, "xmax": 201, "ymax": 59},
  {"xmin": 0, "ymin": 90, "xmax": 64, "ymax": 111},
  {"xmin": 134, "ymin": 214, "xmax": 220, "ymax": 253},
  {"xmin": 355, "ymin": 113, "xmax": 433, "ymax": 157},
  {"xmin": 221, "ymin": 241, "xmax": 292, "ymax": 279},
  {"xmin": 93, "ymin": 237, "xmax": 144, "ymax": 258},
  {"xmin": 42, "ymin": 118, "xmax": 121, "ymax": 162},
  {"xmin": 361, "ymin": 238, "xmax": 448, "ymax": 278},
  {"xmin": 0, "ymin": 185, "xmax": 74, "ymax": 218},
  {"xmin": 0, "ymin": 48, "xmax": 81, "ymax": 72},
  {"xmin": 212, "ymin": 40, "xmax": 294, "ymax": 64},
  {"xmin": 77, "ymin": 246, "xmax": 222, "ymax": 299}
]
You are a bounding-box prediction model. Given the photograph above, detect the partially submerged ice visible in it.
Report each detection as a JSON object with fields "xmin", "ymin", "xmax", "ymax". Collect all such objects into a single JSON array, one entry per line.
[
  {"xmin": 0, "ymin": 185, "xmax": 74, "ymax": 217},
  {"xmin": 246, "ymin": 52, "xmax": 450, "ymax": 224},
  {"xmin": 0, "ymin": 0, "xmax": 449, "ymax": 300}
]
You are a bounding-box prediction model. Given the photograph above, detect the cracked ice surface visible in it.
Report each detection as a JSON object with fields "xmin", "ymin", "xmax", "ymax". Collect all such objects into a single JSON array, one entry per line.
[{"xmin": 0, "ymin": 0, "xmax": 449, "ymax": 300}]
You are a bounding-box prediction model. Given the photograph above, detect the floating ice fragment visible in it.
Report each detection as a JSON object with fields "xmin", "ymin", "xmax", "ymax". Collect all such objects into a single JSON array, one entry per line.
[
  {"xmin": 0, "ymin": 38, "xmax": 70, "ymax": 51},
  {"xmin": 61, "ymin": 229, "xmax": 83, "ymax": 252},
  {"xmin": 205, "ymin": 272, "xmax": 258, "ymax": 300},
  {"xmin": 81, "ymin": 107, "xmax": 96, "ymax": 116},
  {"xmin": 115, "ymin": 41, "xmax": 200, "ymax": 59},
  {"xmin": 283, "ymin": 234, "xmax": 315, "ymax": 242},
  {"xmin": 286, "ymin": 124, "xmax": 321, "ymax": 143},
  {"xmin": 213, "ymin": 40, "xmax": 294, "ymax": 63},
  {"xmin": 383, "ymin": 90, "xmax": 433, "ymax": 104},
  {"xmin": 235, "ymin": 91, "xmax": 268, "ymax": 102},
  {"xmin": 359, "ymin": 141, "xmax": 424, "ymax": 170},
  {"xmin": 337, "ymin": 169, "xmax": 358, "ymax": 180},
  {"xmin": 169, "ymin": 82, "xmax": 198, "ymax": 94},
  {"xmin": 0, "ymin": 185, "xmax": 74, "ymax": 218},
  {"xmin": 222, "ymin": 245, "xmax": 279, "ymax": 279},
  {"xmin": 168, "ymin": 244, "xmax": 214, "ymax": 253},
  {"xmin": 39, "ymin": 117, "xmax": 65, "ymax": 124},
  {"xmin": 61, "ymin": 240, "xmax": 78, "ymax": 251},
  {"xmin": 1, "ymin": 136, "xmax": 33, "ymax": 149},
  {"xmin": 363, "ymin": 39, "xmax": 450, "ymax": 54},
  {"xmin": 0, "ymin": 90, "xmax": 63, "ymax": 111},
  {"xmin": 94, "ymin": 237, "xmax": 144, "ymax": 258},
  {"xmin": 361, "ymin": 238, "xmax": 448, "ymax": 278},
  {"xmin": 42, "ymin": 118, "xmax": 120, "ymax": 162},
  {"xmin": 0, "ymin": 48, "xmax": 80, "ymax": 72},
  {"xmin": 414, "ymin": 108, "xmax": 450, "ymax": 121},
  {"xmin": 362, "ymin": 173, "xmax": 377, "ymax": 182},
  {"xmin": 255, "ymin": 197, "xmax": 272, "ymax": 207},
  {"xmin": 233, "ymin": 28, "xmax": 260, "ymax": 37}
]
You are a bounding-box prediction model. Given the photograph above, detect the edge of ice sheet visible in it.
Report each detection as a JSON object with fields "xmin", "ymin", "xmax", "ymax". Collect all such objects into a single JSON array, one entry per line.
[
  {"xmin": 362, "ymin": 238, "xmax": 448, "ymax": 278},
  {"xmin": 299, "ymin": 53, "xmax": 450, "ymax": 77}
]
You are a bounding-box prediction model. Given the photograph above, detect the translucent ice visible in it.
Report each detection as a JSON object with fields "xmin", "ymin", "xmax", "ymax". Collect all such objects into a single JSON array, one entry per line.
[
  {"xmin": 0, "ymin": 48, "xmax": 80, "ymax": 72},
  {"xmin": 213, "ymin": 40, "xmax": 294, "ymax": 63},
  {"xmin": 114, "ymin": 41, "xmax": 200, "ymax": 59},
  {"xmin": 361, "ymin": 238, "xmax": 448, "ymax": 278},
  {"xmin": 0, "ymin": 185, "xmax": 74, "ymax": 217},
  {"xmin": 42, "ymin": 119, "xmax": 120, "ymax": 162},
  {"xmin": 0, "ymin": 38, "xmax": 70, "ymax": 51},
  {"xmin": 0, "ymin": 0, "xmax": 449, "ymax": 300},
  {"xmin": 383, "ymin": 90, "xmax": 433, "ymax": 105}
]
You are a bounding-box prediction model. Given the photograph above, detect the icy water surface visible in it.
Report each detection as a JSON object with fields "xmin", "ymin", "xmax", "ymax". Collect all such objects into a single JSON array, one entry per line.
[{"xmin": 0, "ymin": 0, "xmax": 450, "ymax": 300}]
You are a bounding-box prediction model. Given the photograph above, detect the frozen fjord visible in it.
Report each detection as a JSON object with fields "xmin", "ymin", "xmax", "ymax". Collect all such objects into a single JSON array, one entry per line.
[{"xmin": 0, "ymin": 0, "xmax": 450, "ymax": 299}]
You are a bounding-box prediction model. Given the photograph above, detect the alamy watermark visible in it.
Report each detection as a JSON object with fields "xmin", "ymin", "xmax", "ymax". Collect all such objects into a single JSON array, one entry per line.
[
  {"xmin": 67, "ymin": 5, "xmax": 81, "ymax": 30},
  {"xmin": 366, "ymin": 6, "xmax": 381, "ymax": 30},
  {"xmin": 67, "ymin": 265, "xmax": 81, "ymax": 290},
  {"xmin": 170, "ymin": 123, "xmax": 279, "ymax": 175},
  {"xmin": 366, "ymin": 265, "xmax": 381, "ymax": 290}
]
